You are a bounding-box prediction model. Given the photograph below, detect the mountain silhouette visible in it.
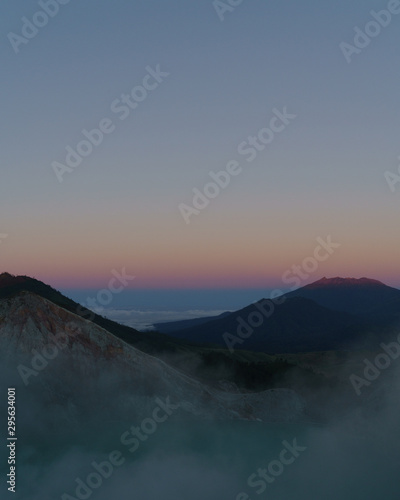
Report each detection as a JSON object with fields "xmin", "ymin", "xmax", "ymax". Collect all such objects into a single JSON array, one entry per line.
[
  {"xmin": 162, "ymin": 277, "xmax": 400, "ymax": 353},
  {"xmin": 285, "ymin": 277, "xmax": 400, "ymax": 317}
]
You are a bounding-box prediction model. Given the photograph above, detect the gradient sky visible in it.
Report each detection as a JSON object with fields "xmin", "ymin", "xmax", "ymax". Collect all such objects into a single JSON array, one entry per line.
[{"xmin": 1, "ymin": 0, "xmax": 399, "ymax": 290}]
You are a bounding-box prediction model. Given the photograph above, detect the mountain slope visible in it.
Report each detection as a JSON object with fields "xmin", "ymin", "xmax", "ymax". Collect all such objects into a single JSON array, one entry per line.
[
  {"xmin": 164, "ymin": 277, "xmax": 400, "ymax": 353},
  {"xmin": 165, "ymin": 296, "xmax": 370, "ymax": 353},
  {"xmin": 285, "ymin": 277, "xmax": 400, "ymax": 317},
  {"xmin": 0, "ymin": 273, "xmax": 328, "ymax": 393},
  {"xmin": 0, "ymin": 291, "xmax": 305, "ymax": 422},
  {"xmin": 0, "ymin": 273, "xmax": 194, "ymax": 354},
  {"xmin": 153, "ymin": 312, "xmax": 231, "ymax": 333}
]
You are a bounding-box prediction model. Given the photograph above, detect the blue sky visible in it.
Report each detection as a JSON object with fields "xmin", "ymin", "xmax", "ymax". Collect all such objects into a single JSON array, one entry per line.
[{"xmin": 1, "ymin": 0, "xmax": 399, "ymax": 292}]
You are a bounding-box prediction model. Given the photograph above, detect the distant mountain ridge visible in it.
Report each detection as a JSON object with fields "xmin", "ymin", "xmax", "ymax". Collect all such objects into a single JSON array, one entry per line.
[
  {"xmin": 306, "ymin": 277, "xmax": 385, "ymax": 288},
  {"xmin": 285, "ymin": 276, "xmax": 400, "ymax": 317},
  {"xmin": 153, "ymin": 312, "xmax": 231, "ymax": 333},
  {"xmin": 2, "ymin": 273, "xmax": 399, "ymax": 355},
  {"xmin": 160, "ymin": 277, "xmax": 400, "ymax": 353},
  {"xmin": 164, "ymin": 295, "xmax": 369, "ymax": 353}
]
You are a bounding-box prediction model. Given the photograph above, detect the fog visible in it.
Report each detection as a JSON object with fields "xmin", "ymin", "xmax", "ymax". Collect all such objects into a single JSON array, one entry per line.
[
  {"xmin": 1, "ymin": 334, "xmax": 399, "ymax": 500},
  {"xmin": 100, "ymin": 308, "xmax": 228, "ymax": 331}
]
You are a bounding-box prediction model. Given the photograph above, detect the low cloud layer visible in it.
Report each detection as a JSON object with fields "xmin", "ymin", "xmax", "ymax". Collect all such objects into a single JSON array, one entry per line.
[{"xmin": 101, "ymin": 308, "xmax": 228, "ymax": 331}]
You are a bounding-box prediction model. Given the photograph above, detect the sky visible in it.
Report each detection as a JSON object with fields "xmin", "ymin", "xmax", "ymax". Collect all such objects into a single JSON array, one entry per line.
[{"xmin": 1, "ymin": 0, "xmax": 400, "ymax": 292}]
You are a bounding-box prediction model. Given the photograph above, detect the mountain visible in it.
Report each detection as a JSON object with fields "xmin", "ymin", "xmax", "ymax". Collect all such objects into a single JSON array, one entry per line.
[
  {"xmin": 164, "ymin": 277, "xmax": 400, "ymax": 353},
  {"xmin": 284, "ymin": 277, "xmax": 400, "ymax": 318},
  {"xmin": 164, "ymin": 296, "xmax": 371, "ymax": 353},
  {"xmin": 0, "ymin": 290, "xmax": 305, "ymax": 423},
  {"xmin": 0, "ymin": 272, "xmax": 192, "ymax": 355},
  {"xmin": 0, "ymin": 273, "xmax": 392, "ymax": 426},
  {"xmin": 5, "ymin": 273, "xmax": 397, "ymax": 355},
  {"xmin": 153, "ymin": 312, "xmax": 231, "ymax": 333},
  {"xmin": 0, "ymin": 273, "xmax": 326, "ymax": 393}
]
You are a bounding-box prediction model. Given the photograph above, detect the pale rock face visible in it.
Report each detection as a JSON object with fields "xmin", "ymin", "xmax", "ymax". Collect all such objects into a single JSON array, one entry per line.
[{"xmin": 0, "ymin": 292, "xmax": 305, "ymax": 423}]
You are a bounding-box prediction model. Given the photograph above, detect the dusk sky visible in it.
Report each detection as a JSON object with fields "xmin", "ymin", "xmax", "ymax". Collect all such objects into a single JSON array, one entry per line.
[{"xmin": 1, "ymin": 0, "xmax": 399, "ymax": 290}]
